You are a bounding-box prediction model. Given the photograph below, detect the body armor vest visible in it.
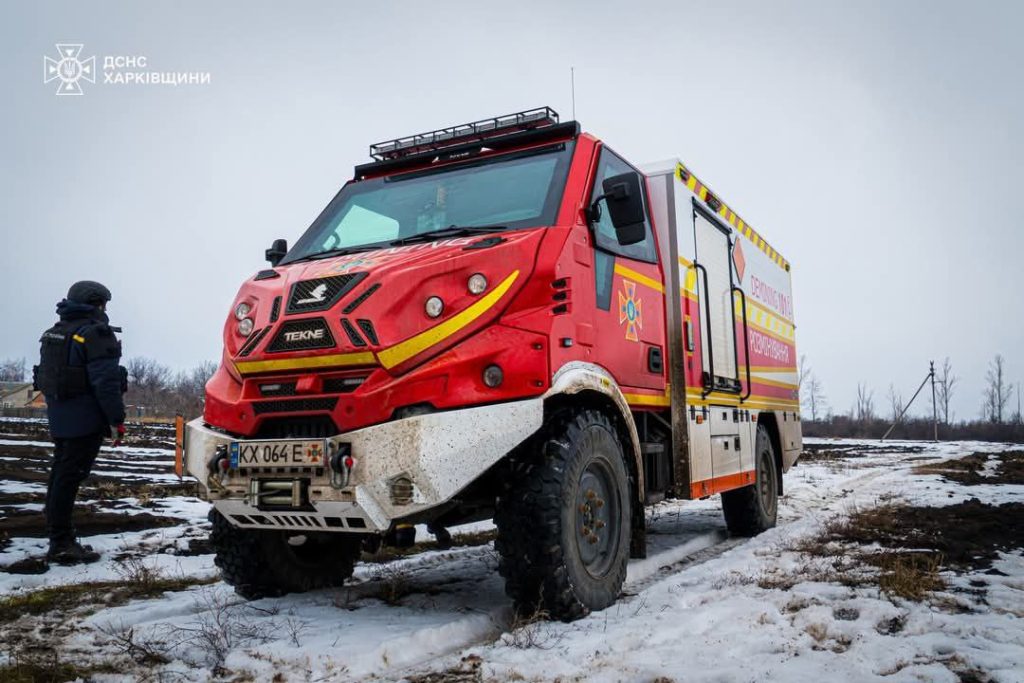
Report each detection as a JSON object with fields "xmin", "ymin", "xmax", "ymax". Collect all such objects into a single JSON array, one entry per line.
[{"xmin": 34, "ymin": 321, "xmax": 92, "ymax": 399}]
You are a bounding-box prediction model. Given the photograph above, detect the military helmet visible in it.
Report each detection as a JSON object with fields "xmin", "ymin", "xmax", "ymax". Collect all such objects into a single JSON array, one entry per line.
[{"xmin": 67, "ymin": 280, "xmax": 112, "ymax": 306}]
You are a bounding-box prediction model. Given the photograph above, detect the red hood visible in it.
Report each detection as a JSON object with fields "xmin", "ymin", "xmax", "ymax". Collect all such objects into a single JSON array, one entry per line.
[{"xmin": 224, "ymin": 229, "xmax": 544, "ymax": 376}]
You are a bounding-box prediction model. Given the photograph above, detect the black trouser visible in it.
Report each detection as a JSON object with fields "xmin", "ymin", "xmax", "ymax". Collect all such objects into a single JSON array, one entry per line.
[{"xmin": 45, "ymin": 432, "xmax": 104, "ymax": 546}]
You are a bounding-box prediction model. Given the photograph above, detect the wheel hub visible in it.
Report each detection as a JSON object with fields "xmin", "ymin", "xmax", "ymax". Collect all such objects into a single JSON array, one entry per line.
[{"xmin": 576, "ymin": 462, "xmax": 618, "ymax": 576}]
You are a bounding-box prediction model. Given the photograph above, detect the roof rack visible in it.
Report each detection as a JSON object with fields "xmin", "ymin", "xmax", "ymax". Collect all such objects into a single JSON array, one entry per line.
[{"xmin": 369, "ymin": 107, "xmax": 560, "ymax": 161}]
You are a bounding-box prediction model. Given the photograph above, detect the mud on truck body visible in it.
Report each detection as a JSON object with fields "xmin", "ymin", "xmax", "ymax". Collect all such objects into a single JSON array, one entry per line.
[{"xmin": 176, "ymin": 107, "xmax": 802, "ymax": 620}]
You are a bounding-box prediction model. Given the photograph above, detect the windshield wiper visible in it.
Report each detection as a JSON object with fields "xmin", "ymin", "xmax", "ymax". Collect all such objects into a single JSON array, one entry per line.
[
  {"xmin": 290, "ymin": 244, "xmax": 384, "ymax": 263},
  {"xmin": 389, "ymin": 224, "xmax": 506, "ymax": 247}
]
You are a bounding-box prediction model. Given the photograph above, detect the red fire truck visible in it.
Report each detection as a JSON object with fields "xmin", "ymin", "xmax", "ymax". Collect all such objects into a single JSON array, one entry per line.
[{"xmin": 179, "ymin": 108, "xmax": 801, "ymax": 620}]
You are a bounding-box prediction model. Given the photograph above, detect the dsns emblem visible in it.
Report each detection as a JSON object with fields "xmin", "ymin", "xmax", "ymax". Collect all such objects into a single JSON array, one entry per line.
[{"xmin": 618, "ymin": 281, "xmax": 643, "ymax": 342}]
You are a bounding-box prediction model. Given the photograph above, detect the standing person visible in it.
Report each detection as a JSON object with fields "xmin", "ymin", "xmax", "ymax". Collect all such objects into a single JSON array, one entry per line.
[{"xmin": 34, "ymin": 281, "xmax": 127, "ymax": 565}]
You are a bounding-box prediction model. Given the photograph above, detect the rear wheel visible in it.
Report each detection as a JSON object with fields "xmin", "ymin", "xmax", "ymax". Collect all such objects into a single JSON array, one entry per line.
[
  {"xmin": 209, "ymin": 510, "xmax": 362, "ymax": 599},
  {"xmin": 495, "ymin": 409, "xmax": 631, "ymax": 621},
  {"xmin": 721, "ymin": 424, "xmax": 778, "ymax": 536}
]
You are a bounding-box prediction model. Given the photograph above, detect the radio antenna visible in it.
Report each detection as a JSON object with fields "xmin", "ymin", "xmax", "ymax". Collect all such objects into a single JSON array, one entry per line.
[{"xmin": 571, "ymin": 66, "xmax": 576, "ymax": 120}]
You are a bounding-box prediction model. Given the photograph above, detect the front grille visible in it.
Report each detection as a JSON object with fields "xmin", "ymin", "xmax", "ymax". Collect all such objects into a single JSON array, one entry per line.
[
  {"xmin": 253, "ymin": 397, "xmax": 338, "ymax": 415},
  {"xmin": 323, "ymin": 376, "xmax": 365, "ymax": 393},
  {"xmin": 269, "ymin": 296, "xmax": 282, "ymax": 323},
  {"xmin": 356, "ymin": 319, "xmax": 379, "ymax": 345},
  {"xmin": 238, "ymin": 327, "xmax": 271, "ymax": 357},
  {"xmin": 255, "ymin": 417, "xmax": 337, "ymax": 439},
  {"xmin": 343, "ymin": 283, "xmax": 381, "ymax": 313},
  {"xmin": 286, "ymin": 273, "xmax": 366, "ymax": 314},
  {"xmin": 266, "ymin": 318, "xmax": 335, "ymax": 353},
  {"xmin": 258, "ymin": 381, "xmax": 297, "ymax": 396},
  {"xmin": 341, "ymin": 319, "xmax": 366, "ymax": 347}
]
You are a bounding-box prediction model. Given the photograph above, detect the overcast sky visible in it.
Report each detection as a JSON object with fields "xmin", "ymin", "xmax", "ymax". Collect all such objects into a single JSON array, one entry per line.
[{"xmin": 2, "ymin": 0, "xmax": 1021, "ymax": 421}]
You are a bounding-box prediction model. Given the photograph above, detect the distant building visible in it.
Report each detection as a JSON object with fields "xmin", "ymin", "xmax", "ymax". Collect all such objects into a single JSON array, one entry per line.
[{"xmin": 0, "ymin": 382, "xmax": 44, "ymax": 408}]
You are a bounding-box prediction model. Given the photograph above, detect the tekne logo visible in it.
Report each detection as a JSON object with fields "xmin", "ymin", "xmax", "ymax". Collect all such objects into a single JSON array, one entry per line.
[
  {"xmin": 618, "ymin": 280, "xmax": 643, "ymax": 342},
  {"xmin": 295, "ymin": 283, "xmax": 329, "ymax": 305},
  {"xmin": 43, "ymin": 44, "xmax": 95, "ymax": 95},
  {"xmin": 283, "ymin": 328, "xmax": 325, "ymax": 343}
]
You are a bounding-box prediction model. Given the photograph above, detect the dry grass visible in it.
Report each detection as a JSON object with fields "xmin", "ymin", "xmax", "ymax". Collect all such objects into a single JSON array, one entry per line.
[
  {"xmin": 872, "ymin": 551, "xmax": 945, "ymax": 601},
  {"xmin": 0, "ymin": 562, "xmax": 216, "ymax": 623},
  {"xmin": 405, "ymin": 654, "xmax": 485, "ymax": 683},
  {"xmin": 364, "ymin": 564, "xmax": 415, "ymax": 606},
  {"xmin": 499, "ymin": 607, "xmax": 564, "ymax": 650},
  {"xmin": 0, "ymin": 651, "xmax": 119, "ymax": 683}
]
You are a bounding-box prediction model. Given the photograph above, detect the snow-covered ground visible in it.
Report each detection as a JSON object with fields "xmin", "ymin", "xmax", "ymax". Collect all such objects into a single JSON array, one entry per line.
[{"xmin": 1, "ymin": 424, "xmax": 1022, "ymax": 682}]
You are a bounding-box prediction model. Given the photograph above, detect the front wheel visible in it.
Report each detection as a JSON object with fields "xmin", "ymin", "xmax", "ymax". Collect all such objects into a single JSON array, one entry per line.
[
  {"xmin": 721, "ymin": 424, "xmax": 779, "ymax": 536},
  {"xmin": 209, "ymin": 510, "xmax": 362, "ymax": 599},
  {"xmin": 495, "ymin": 409, "xmax": 631, "ymax": 621}
]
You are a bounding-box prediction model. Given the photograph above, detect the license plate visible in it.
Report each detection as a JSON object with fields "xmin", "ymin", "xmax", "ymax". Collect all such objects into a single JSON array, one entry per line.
[{"xmin": 230, "ymin": 440, "xmax": 325, "ymax": 469}]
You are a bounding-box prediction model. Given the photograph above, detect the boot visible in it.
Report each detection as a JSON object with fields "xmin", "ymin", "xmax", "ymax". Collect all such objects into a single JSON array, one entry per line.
[{"xmin": 47, "ymin": 540, "xmax": 101, "ymax": 566}]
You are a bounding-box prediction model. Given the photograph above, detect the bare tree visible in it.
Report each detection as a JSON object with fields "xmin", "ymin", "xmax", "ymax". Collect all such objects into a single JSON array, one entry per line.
[
  {"xmin": 855, "ymin": 383, "xmax": 874, "ymax": 423},
  {"xmin": 934, "ymin": 357, "xmax": 958, "ymax": 424},
  {"xmin": 125, "ymin": 357, "xmax": 171, "ymax": 413},
  {"xmin": 983, "ymin": 354, "xmax": 1013, "ymax": 423},
  {"xmin": 167, "ymin": 361, "xmax": 219, "ymax": 417},
  {"xmin": 797, "ymin": 354, "xmax": 810, "ymax": 393},
  {"xmin": 804, "ymin": 374, "xmax": 827, "ymax": 421},
  {"xmin": 0, "ymin": 358, "xmax": 27, "ymax": 382},
  {"xmin": 887, "ymin": 383, "xmax": 904, "ymax": 423}
]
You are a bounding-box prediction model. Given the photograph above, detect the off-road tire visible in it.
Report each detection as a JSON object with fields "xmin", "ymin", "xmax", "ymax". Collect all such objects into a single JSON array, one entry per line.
[
  {"xmin": 209, "ymin": 509, "xmax": 362, "ymax": 599},
  {"xmin": 721, "ymin": 425, "xmax": 778, "ymax": 536},
  {"xmin": 495, "ymin": 409, "xmax": 631, "ymax": 622}
]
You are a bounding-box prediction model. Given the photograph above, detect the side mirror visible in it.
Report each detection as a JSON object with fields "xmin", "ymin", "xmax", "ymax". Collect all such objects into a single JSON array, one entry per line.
[
  {"xmin": 589, "ymin": 172, "xmax": 647, "ymax": 246},
  {"xmin": 265, "ymin": 238, "xmax": 288, "ymax": 266}
]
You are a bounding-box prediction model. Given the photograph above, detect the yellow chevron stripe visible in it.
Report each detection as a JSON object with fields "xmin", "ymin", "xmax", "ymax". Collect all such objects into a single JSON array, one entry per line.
[
  {"xmin": 377, "ymin": 270, "xmax": 520, "ymax": 369},
  {"xmin": 235, "ymin": 351, "xmax": 376, "ymax": 375},
  {"xmin": 614, "ymin": 264, "xmax": 664, "ymax": 294},
  {"xmin": 685, "ymin": 392, "xmax": 800, "ymax": 408},
  {"xmin": 624, "ymin": 385, "xmax": 672, "ymax": 407},
  {"xmin": 740, "ymin": 365, "xmax": 798, "ymax": 373}
]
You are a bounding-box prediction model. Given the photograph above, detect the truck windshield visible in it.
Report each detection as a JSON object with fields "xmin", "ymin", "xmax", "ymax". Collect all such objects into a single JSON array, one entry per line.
[{"xmin": 283, "ymin": 143, "xmax": 575, "ymax": 263}]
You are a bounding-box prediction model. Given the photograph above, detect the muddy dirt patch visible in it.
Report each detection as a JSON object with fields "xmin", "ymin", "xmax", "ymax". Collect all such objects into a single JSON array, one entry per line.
[
  {"xmin": 800, "ymin": 442, "xmax": 925, "ymax": 462},
  {"xmin": 780, "ymin": 499, "xmax": 1024, "ymax": 601},
  {"xmin": 822, "ymin": 499, "xmax": 1024, "ymax": 571},
  {"xmin": 913, "ymin": 451, "xmax": 1024, "ymax": 485},
  {"xmin": 0, "ymin": 506, "xmax": 183, "ymax": 540}
]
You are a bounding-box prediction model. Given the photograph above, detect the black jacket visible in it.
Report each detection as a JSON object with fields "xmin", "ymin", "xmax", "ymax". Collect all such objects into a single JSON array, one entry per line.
[{"xmin": 44, "ymin": 300, "xmax": 126, "ymax": 438}]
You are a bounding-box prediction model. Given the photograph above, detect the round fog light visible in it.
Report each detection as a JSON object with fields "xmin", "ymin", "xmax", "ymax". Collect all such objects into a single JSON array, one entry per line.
[
  {"xmin": 468, "ymin": 273, "xmax": 488, "ymax": 295},
  {"xmin": 483, "ymin": 364, "xmax": 504, "ymax": 388},
  {"xmin": 234, "ymin": 302, "xmax": 251, "ymax": 320},
  {"xmin": 237, "ymin": 317, "xmax": 254, "ymax": 336},
  {"xmin": 425, "ymin": 296, "xmax": 444, "ymax": 318}
]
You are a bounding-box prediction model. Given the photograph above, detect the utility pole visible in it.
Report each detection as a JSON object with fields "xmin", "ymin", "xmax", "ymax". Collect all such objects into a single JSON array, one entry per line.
[
  {"xmin": 930, "ymin": 360, "xmax": 937, "ymax": 442},
  {"xmin": 882, "ymin": 362, "xmax": 937, "ymax": 441}
]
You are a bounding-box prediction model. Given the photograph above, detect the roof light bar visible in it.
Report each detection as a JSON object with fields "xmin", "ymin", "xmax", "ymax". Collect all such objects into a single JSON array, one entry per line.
[{"xmin": 369, "ymin": 107, "xmax": 560, "ymax": 161}]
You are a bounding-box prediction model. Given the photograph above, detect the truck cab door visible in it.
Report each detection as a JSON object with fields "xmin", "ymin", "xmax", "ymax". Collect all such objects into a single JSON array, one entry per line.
[{"xmin": 587, "ymin": 147, "xmax": 666, "ymax": 392}]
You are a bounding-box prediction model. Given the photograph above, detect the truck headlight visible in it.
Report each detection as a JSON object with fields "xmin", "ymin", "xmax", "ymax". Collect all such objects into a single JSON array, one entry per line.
[
  {"xmin": 425, "ymin": 296, "xmax": 444, "ymax": 318},
  {"xmin": 468, "ymin": 273, "xmax": 488, "ymax": 295},
  {"xmin": 237, "ymin": 318, "xmax": 254, "ymax": 336},
  {"xmin": 234, "ymin": 302, "xmax": 251, "ymax": 320}
]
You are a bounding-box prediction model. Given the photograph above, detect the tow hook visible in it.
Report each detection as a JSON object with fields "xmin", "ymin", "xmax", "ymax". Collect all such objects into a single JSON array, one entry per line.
[
  {"xmin": 328, "ymin": 443, "xmax": 355, "ymax": 489},
  {"xmin": 207, "ymin": 444, "xmax": 230, "ymax": 493}
]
